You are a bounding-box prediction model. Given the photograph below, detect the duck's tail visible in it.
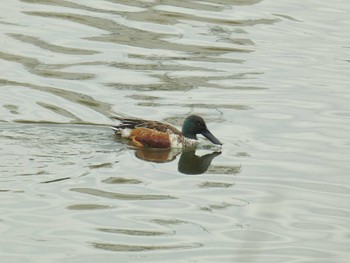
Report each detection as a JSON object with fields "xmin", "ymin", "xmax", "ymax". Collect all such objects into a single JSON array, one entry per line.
[{"xmin": 111, "ymin": 117, "xmax": 145, "ymax": 136}]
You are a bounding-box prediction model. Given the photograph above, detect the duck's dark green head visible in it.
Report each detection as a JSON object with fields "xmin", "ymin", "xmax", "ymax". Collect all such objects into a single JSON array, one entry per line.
[{"xmin": 182, "ymin": 115, "xmax": 222, "ymax": 145}]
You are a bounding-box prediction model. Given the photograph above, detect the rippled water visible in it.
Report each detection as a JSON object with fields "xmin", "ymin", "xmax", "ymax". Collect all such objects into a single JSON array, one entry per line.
[{"xmin": 1, "ymin": 0, "xmax": 350, "ymax": 262}]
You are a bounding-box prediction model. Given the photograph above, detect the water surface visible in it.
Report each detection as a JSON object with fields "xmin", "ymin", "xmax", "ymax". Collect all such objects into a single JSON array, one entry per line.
[{"xmin": 0, "ymin": 0, "xmax": 349, "ymax": 262}]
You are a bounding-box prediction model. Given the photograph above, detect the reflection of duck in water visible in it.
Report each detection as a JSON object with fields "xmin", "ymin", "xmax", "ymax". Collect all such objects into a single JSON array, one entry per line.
[
  {"xmin": 134, "ymin": 148, "xmax": 221, "ymax": 175},
  {"xmin": 112, "ymin": 115, "xmax": 222, "ymax": 149},
  {"xmin": 134, "ymin": 148, "xmax": 182, "ymax": 163},
  {"xmin": 178, "ymin": 150, "xmax": 221, "ymax": 174}
]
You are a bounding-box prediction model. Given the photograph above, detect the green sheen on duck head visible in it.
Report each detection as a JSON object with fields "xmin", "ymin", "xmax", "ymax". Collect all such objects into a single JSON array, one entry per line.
[{"xmin": 182, "ymin": 115, "xmax": 222, "ymax": 145}]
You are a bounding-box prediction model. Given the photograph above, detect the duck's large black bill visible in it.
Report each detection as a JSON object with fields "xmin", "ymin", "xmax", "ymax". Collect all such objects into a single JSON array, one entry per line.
[{"xmin": 201, "ymin": 129, "xmax": 222, "ymax": 146}]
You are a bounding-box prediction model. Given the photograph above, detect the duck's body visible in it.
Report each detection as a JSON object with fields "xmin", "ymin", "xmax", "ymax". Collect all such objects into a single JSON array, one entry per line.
[{"xmin": 112, "ymin": 115, "xmax": 222, "ymax": 149}]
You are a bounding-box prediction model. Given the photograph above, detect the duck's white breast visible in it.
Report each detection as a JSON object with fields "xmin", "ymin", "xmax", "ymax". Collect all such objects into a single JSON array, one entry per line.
[{"xmin": 169, "ymin": 132, "xmax": 197, "ymax": 148}]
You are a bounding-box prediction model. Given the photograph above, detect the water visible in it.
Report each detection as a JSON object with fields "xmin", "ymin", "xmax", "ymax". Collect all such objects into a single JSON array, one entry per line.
[{"xmin": 1, "ymin": 0, "xmax": 350, "ymax": 262}]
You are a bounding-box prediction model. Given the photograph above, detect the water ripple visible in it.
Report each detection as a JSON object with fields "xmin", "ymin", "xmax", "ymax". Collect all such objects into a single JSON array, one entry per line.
[
  {"xmin": 71, "ymin": 187, "xmax": 177, "ymax": 201},
  {"xmin": 1, "ymin": 0, "xmax": 350, "ymax": 262},
  {"xmin": 91, "ymin": 242, "xmax": 202, "ymax": 252}
]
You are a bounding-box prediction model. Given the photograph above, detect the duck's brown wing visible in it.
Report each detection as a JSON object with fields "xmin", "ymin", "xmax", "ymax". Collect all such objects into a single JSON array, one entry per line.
[
  {"xmin": 141, "ymin": 121, "xmax": 181, "ymax": 135},
  {"xmin": 112, "ymin": 117, "xmax": 181, "ymax": 135}
]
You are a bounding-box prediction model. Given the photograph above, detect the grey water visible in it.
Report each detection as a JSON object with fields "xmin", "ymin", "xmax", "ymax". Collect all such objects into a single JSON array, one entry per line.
[{"xmin": 0, "ymin": 0, "xmax": 349, "ymax": 262}]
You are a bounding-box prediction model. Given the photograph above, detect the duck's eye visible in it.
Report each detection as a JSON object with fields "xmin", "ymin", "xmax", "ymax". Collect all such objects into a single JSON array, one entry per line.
[{"xmin": 196, "ymin": 121, "xmax": 201, "ymax": 126}]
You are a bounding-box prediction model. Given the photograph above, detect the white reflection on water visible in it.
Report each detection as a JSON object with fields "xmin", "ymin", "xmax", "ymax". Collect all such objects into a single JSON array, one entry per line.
[{"xmin": 1, "ymin": 0, "xmax": 350, "ymax": 262}]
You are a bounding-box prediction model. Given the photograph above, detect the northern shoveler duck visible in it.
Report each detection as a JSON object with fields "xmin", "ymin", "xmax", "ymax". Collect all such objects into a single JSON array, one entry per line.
[{"xmin": 112, "ymin": 115, "xmax": 222, "ymax": 149}]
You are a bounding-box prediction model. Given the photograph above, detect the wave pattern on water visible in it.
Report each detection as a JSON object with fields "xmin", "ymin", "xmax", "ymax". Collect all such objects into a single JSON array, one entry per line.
[{"xmin": 1, "ymin": 0, "xmax": 350, "ymax": 262}]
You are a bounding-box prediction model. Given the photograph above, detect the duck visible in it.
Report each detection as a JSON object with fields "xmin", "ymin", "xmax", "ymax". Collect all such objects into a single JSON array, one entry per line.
[{"xmin": 112, "ymin": 115, "xmax": 222, "ymax": 149}]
